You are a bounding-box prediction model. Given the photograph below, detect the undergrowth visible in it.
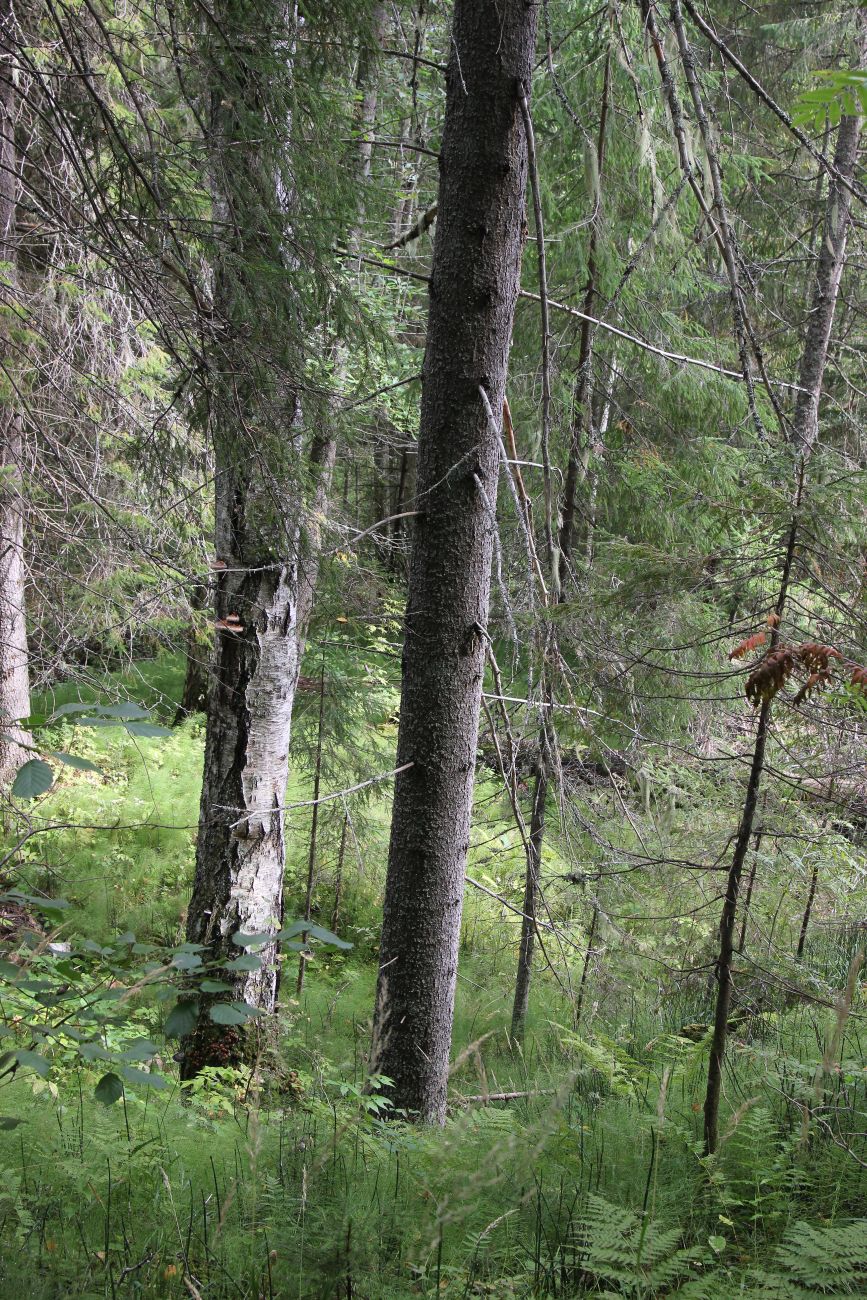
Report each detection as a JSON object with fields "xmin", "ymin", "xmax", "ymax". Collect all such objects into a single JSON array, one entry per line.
[{"xmin": 0, "ymin": 655, "xmax": 864, "ymax": 1297}]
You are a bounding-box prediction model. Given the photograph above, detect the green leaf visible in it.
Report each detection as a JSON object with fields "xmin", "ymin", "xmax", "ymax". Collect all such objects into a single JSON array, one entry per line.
[
  {"xmin": 223, "ymin": 953, "xmax": 262, "ymax": 972},
  {"xmin": 209, "ymin": 1002, "xmax": 249, "ymax": 1026},
  {"xmin": 52, "ymin": 701, "xmax": 147, "ymax": 723},
  {"xmin": 49, "ymin": 751, "xmax": 103, "ymax": 774},
  {"xmin": 164, "ymin": 1000, "xmax": 199, "ymax": 1037},
  {"xmin": 199, "ymin": 979, "xmax": 233, "ymax": 993},
  {"xmin": 12, "ymin": 759, "xmax": 54, "ymax": 799},
  {"xmin": 172, "ymin": 952, "xmax": 203, "ymax": 970},
  {"xmin": 96, "ymin": 703, "xmax": 149, "ymax": 720},
  {"xmin": 120, "ymin": 1038, "xmax": 158, "ymax": 1063},
  {"xmin": 121, "ymin": 1066, "xmax": 168, "ymax": 1090},
  {"xmin": 35, "ymin": 896, "xmax": 71, "ymax": 916},
  {"xmin": 80, "ymin": 1042, "xmax": 111, "ymax": 1062},
  {"xmin": 47, "ymin": 702, "xmax": 96, "ymax": 720},
  {"xmin": 15, "ymin": 1050, "xmax": 50, "ymax": 1077},
  {"xmin": 278, "ymin": 920, "xmax": 352, "ymax": 949},
  {"xmin": 94, "ymin": 1072, "xmax": 123, "ymax": 1105},
  {"xmin": 124, "ymin": 722, "xmax": 172, "ymax": 738},
  {"xmin": 232, "ymin": 930, "xmax": 272, "ymax": 948}
]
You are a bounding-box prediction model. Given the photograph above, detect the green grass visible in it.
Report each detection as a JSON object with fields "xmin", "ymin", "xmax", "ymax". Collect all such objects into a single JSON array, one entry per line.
[
  {"xmin": 0, "ymin": 655, "xmax": 865, "ymax": 1297},
  {"xmin": 2, "ymin": 978, "xmax": 865, "ymax": 1298}
]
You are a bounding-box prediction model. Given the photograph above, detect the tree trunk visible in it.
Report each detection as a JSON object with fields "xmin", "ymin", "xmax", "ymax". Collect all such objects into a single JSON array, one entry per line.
[
  {"xmin": 703, "ymin": 693, "xmax": 773, "ymax": 1156},
  {"xmin": 736, "ymin": 827, "xmax": 763, "ymax": 955},
  {"xmin": 584, "ymin": 358, "xmax": 615, "ymax": 571},
  {"xmin": 182, "ymin": 1, "xmax": 386, "ymax": 1075},
  {"xmin": 789, "ymin": 95, "xmax": 863, "ymax": 457},
  {"xmin": 510, "ymin": 736, "xmax": 549, "ymax": 1040},
  {"xmin": 0, "ymin": 0, "xmax": 31, "ymax": 785},
  {"xmin": 173, "ymin": 585, "xmax": 210, "ymax": 725},
  {"xmin": 296, "ymin": 660, "xmax": 326, "ymax": 998},
  {"xmin": 330, "ymin": 812, "xmax": 349, "ymax": 935},
  {"xmin": 507, "ymin": 36, "xmax": 611, "ymax": 1034},
  {"xmin": 369, "ymin": 0, "xmax": 538, "ymax": 1124},
  {"xmin": 353, "ymin": 5, "xmax": 388, "ymax": 188},
  {"xmin": 557, "ymin": 39, "xmax": 610, "ymax": 591},
  {"xmin": 796, "ymin": 861, "xmax": 820, "ymax": 961},
  {"xmin": 575, "ymin": 898, "xmax": 598, "ymax": 1030},
  {"xmin": 180, "ymin": 0, "xmax": 313, "ymax": 1075},
  {"xmin": 701, "ymin": 22, "xmax": 865, "ymax": 1154}
]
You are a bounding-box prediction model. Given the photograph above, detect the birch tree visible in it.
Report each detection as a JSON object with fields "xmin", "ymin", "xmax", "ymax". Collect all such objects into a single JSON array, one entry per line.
[
  {"xmin": 180, "ymin": 0, "xmax": 324, "ymax": 1073},
  {"xmin": 182, "ymin": 0, "xmax": 386, "ymax": 1074}
]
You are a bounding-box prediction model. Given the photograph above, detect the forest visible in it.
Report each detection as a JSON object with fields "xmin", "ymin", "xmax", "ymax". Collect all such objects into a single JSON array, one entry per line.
[{"xmin": 0, "ymin": 0, "xmax": 865, "ymax": 1294}]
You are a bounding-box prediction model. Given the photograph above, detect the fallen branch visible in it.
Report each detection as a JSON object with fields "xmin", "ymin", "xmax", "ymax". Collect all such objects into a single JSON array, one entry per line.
[{"xmin": 452, "ymin": 1089, "xmax": 556, "ymax": 1106}]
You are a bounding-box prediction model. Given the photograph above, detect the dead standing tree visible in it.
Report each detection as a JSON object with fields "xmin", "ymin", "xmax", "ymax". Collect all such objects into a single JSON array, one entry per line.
[{"xmin": 698, "ymin": 5, "xmax": 867, "ymax": 1157}]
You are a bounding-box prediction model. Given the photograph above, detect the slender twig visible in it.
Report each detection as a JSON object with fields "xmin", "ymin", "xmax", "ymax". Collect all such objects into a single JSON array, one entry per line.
[
  {"xmin": 518, "ymin": 88, "xmax": 555, "ymax": 571},
  {"xmin": 680, "ymin": 0, "xmax": 867, "ymax": 207},
  {"xmin": 351, "ymin": 252, "xmax": 808, "ymax": 389},
  {"xmin": 224, "ymin": 763, "xmax": 414, "ymax": 824}
]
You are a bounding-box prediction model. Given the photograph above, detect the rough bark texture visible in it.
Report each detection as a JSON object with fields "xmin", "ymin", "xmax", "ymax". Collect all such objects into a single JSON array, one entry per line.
[
  {"xmin": 173, "ymin": 586, "xmax": 210, "ymax": 725},
  {"xmin": 0, "ymin": 0, "xmax": 31, "ymax": 785},
  {"xmin": 369, "ymin": 0, "xmax": 538, "ymax": 1124}
]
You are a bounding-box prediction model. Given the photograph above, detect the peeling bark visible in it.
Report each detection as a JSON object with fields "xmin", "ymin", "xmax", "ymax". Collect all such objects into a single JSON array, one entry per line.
[
  {"xmin": 182, "ymin": 0, "xmax": 385, "ymax": 1074},
  {"xmin": 180, "ymin": 0, "xmax": 309, "ymax": 1073}
]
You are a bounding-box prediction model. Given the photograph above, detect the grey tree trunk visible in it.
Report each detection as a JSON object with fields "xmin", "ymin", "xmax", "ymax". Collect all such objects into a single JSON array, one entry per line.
[
  {"xmin": 369, "ymin": 0, "xmax": 538, "ymax": 1124},
  {"xmin": 789, "ymin": 93, "xmax": 863, "ymax": 456},
  {"xmin": 0, "ymin": 1, "xmax": 31, "ymax": 786}
]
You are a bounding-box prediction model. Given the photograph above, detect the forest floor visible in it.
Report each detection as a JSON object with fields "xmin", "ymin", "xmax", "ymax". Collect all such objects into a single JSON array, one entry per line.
[{"xmin": 0, "ymin": 656, "xmax": 864, "ymax": 1298}]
